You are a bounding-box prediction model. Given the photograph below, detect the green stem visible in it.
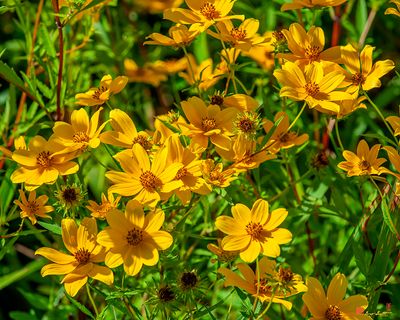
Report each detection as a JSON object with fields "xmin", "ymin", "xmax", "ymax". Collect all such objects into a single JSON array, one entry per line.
[
  {"xmin": 335, "ymin": 119, "xmax": 344, "ymax": 151},
  {"xmin": 287, "ymin": 102, "xmax": 306, "ymax": 132},
  {"xmin": 86, "ymin": 283, "xmax": 99, "ymax": 317}
]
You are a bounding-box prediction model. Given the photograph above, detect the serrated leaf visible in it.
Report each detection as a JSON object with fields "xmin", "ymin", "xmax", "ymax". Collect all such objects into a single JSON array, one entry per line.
[
  {"xmin": 37, "ymin": 221, "xmax": 62, "ymax": 235},
  {"xmin": 38, "ymin": 25, "xmax": 56, "ymax": 58},
  {"xmin": 66, "ymin": 293, "xmax": 95, "ymax": 319}
]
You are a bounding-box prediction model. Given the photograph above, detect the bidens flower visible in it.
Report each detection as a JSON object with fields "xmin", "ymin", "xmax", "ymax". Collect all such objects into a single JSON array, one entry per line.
[
  {"xmin": 14, "ymin": 190, "xmax": 54, "ymax": 225},
  {"xmin": 97, "ymin": 201, "xmax": 173, "ymax": 276},
  {"xmin": 302, "ymin": 273, "xmax": 371, "ymax": 320},
  {"xmin": 281, "ymin": 0, "xmax": 347, "ymax": 11},
  {"xmin": 144, "ymin": 24, "xmax": 199, "ymax": 47},
  {"xmin": 35, "ymin": 218, "xmax": 113, "ymax": 297},
  {"xmin": 215, "ymin": 199, "xmax": 292, "ymax": 262}
]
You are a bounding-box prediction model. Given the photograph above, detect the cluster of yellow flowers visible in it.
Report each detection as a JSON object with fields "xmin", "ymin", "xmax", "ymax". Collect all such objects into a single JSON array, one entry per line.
[{"xmin": 5, "ymin": 0, "xmax": 399, "ymax": 317}]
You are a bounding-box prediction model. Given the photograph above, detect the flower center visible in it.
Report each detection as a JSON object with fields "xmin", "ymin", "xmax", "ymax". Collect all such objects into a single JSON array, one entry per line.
[
  {"xmin": 92, "ymin": 86, "xmax": 107, "ymax": 100},
  {"xmin": 254, "ymin": 278, "xmax": 272, "ymax": 294},
  {"xmin": 139, "ymin": 170, "xmax": 162, "ymax": 192},
  {"xmin": 358, "ymin": 160, "xmax": 371, "ymax": 171},
  {"xmin": 62, "ymin": 187, "xmax": 78, "ymax": 204},
  {"xmin": 201, "ymin": 117, "xmax": 217, "ymax": 132},
  {"xmin": 74, "ymin": 248, "xmax": 91, "ymax": 265},
  {"xmin": 133, "ymin": 135, "xmax": 152, "ymax": 150},
  {"xmin": 352, "ymin": 72, "xmax": 366, "ymax": 86},
  {"xmin": 36, "ymin": 151, "xmax": 52, "ymax": 168},
  {"xmin": 278, "ymin": 131, "xmax": 296, "ymax": 143},
  {"xmin": 325, "ymin": 305, "xmax": 342, "ymax": 320},
  {"xmin": 304, "ymin": 45, "xmax": 321, "ymax": 62},
  {"xmin": 126, "ymin": 228, "xmax": 143, "ymax": 246},
  {"xmin": 230, "ymin": 27, "xmax": 247, "ymax": 41},
  {"xmin": 238, "ymin": 118, "xmax": 255, "ymax": 133},
  {"xmin": 72, "ymin": 131, "xmax": 90, "ymax": 143},
  {"xmin": 200, "ymin": 2, "xmax": 220, "ymax": 20},
  {"xmin": 27, "ymin": 201, "xmax": 39, "ymax": 214},
  {"xmin": 278, "ymin": 267, "xmax": 294, "ymax": 283},
  {"xmin": 175, "ymin": 167, "xmax": 188, "ymax": 180},
  {"xmin": 210, "ymin": 95, "xmax": 224, "ymax": 106},
  {"xmin": 272, "ymin": 30, "xmax": 286, "ymax": 47},
  {"xmin": 245, "ymin": 222, "xmax": 263, "ymax": 240},
  {"xmin": 305, "ymin": 82, "xmax": 320, "ymax": 97}
]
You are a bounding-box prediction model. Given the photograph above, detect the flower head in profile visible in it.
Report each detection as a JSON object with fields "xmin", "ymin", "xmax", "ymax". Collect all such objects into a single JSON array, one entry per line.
[
  {"xmin": 385, "ymin": 0, "xmax": 400, "ymax": 17},
  {"xmin": 209, "ymin": 93, "xmax": 259, "ymax": 112},
  {"xmin": 242, "ymin": 31, "xmax": 276, "ymax": 71},
  {"xmin": 11, "ymin": 136, "xmax": 79, "ymax": 190},
  {"xmin": 87, "ymin": 192, "xmax": 121, "ymax": 219},
  {"xmin": 35, "ymin": 218, "xmax": 113, "ymax": 297},
  {"xmin": 277, "ymin": 23, "xmax": 341, "ymax": 65},
  {"xmin": 144, "ymin": 24, "xmax": 199, "ymax": 47},
  {"xmin": 215, "ymin": 199, "xmax": 292, "ymax": 262},
  {"xmin": 97, "ymin": 200, "xmax": 173, "ymax": 276},
  {"xmin": 302, "ymin": 273, "xmax": 371, "ymax": 320},
  {"xmin": 134, "ymin": 0, "xmax": 182, "ymax": 14},
  {"xmin": 124, "ymin": 59, "xmax": 168, "ymax": 86},
  {"xmin": 281, "ymin": 0, "xmax": 347, "ymax": 11},
  {"xmin": 386, "ymin": 116, "xmax": 400, "ymax": 136},
  {"xmin": 51, "ymin": 108, "xmax": 108, "ymax": 154},
  {"xmin": 207, "ymin": 239, "xmax": 238, "ymax": 263},
  {"xmin": 14, "ymin": 190, "xmax": 54, "ymax": 225},
  {"xmin": 201, "ymin": 159, "xmax": 237, "ymax": 188},
  {"xmin": 164, "ymin": 0, "xmax": 244, "ymax": 33},
  {"xmin": 75, "ymin": 74, "xmax": 128, "ymax": 106},
  {"xmin": 106, "ymin": 144, "xmax": 183, "ymax": 208},
  {"xmin": 337, "ymin": 139, "xmax": 386, "ymax": 177},
  {"xmin": 219, "ymin": 257, "xmax": 307, "ymax": 310}
]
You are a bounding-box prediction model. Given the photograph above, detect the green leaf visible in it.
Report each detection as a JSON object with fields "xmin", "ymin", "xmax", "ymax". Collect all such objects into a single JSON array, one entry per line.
[
  {"xmin": 38, "ymin": 25, "xmax": 56, "ymax": 58},
  {"xmin": 355, "ymin": 0, "xmax": 368, "ymax": 37},
  {"xmin": 37, "ymin": 221, "xmax": 62, "ymax": 235},
  {"xmin": 66, "ymin": 293, "xmax": 95, "ymax": 320},
  {"xmin": 381, "ymin": 198, "xmax": 400, "ymax": 238},
  {"xmin": 0, "ymin": 258, "xmax": 46, "ymax": 290},
  {"xmin": 9, "ymin": 311, "xmax": 39, "ymax": 320}
]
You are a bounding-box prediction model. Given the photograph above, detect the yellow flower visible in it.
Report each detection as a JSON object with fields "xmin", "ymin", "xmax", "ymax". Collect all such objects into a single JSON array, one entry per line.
[
  {"xmin": 340, "ymin": 44, "xmax": 395, "ymax": 95},
  {"xmin": 35, "ymin": 218, "xmax": 113, "ymax": 297},
  {"xmin": 149, "ymin": 57, "xmax": 188, "ymax": 75},
  {"xmin": 281, "ymin": 0, "xmax": 347, "ymax": 11},
  {"xmin": 133, "ymin": 0, "xmax": 182, "ymax": 14},
  {"xmin": 14, "ymin": 190, "xmax": 54, "ymax": 225},
  {"xmin": 163, "ymin": 135, "xmax": 211, "ymax": 204},
  {"xmin": 385, "ymin": 0, "xmax": 400, "ymax": 17},
  {"xmin": 97, "ymin": 200, "xmax": 173, "ymax": 276},
  {"xmin": 153, "ymin": 111, "xmax": 187, "ymax": 145},
  {"xmin": 11, "ymin": 136, "xmax": 79, "ymax": 190},
  {"xmin": 51, "ymin": 108, "xmax": 108, "ymax": 154},
  {"xmin": 242, "ymin": 31, "xmax": 276, "ymax": 71},
  {"xmin": 278, "ymin": 23, "xmax": 341, "ymax": 65},
  {"xmin": 302, "ymin": 273, "xmax": 371, "ymax": 320},
  {"xmin": 201, "ymin": 159, "xmax": 237, "ymax": 188},
  {"xmin": 144, "ymin": 24, "xmax": 199, "ymax": 47},
  {"xmin": 208, "ymin": 18, "xmax": 269, "ymax": 51},
  {"xmin": 335, "ymin": 97, "xmax": 367, "ymax": 119},
  {"xmin": 209, "ymin": 93, "xmax": 259, "ymax": 111},
  {"xmin": 124, "ymin": 59, "xmax": 168, "ymax": 86},
  {"xmin": 164, "ymin": 0, "xmax": 244, "ymax": 33},
  {"xmin": 382, "ymin": 146, "xmax": 400, "ymax": 179},
  {"xmin": 106, "ymin": 144, "xmax": 183, "ymax": 208},
  {"xmin": 273, "ymin": 62, "xmax": 352, "ymax": 114},
  {"xmin": 207, "ymin": 238, "xmax": 238, "ymax": 263},
  {"xmin": 75, "ymin": 74, "xmax": 128, "ymax": 106},
  {"xmin": 218, "ymin": 256, "xmax": 307, "ymax": 310},
  {"xmin": 180, "ymin": 96, "xmax": 237, "ymax": 150},
  {"xmin": 386, "ymin": 116, "xmax": 400, "ymax": 136},
  {"xmin": 0, "ymin": 136, "xmax": 26, "ymax": 159},
  {"xmin": 337, "ymin": 139, "xmax": 386, "ymax": 176},
  {"xmin": 86, "ymin": 192, "xmax": 121, "ymax": 219},
  {"xmin": 263, "ymin": 111, "xmax": 309, "ymax": 153},
  {"xmin": 100, "ymin": 109, "xmax": 153, "ymax": 151},
  {"xmin": 215, "ymin": 199, "xmax": 292, "ymax": 262}
]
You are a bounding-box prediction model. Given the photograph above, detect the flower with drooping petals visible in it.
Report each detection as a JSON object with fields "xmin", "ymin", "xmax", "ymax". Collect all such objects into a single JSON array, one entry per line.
[
  {"xmin": 201, "ymin": 159, "xmax": 237, "ymax": 188},
  {"xmin": 144, "ymin": 24, "xmax": 199, "ymax": 47},
  {"xmin": 385, "ymin": 0, "xmax": 400, "ymax": 17},
  {"xmin": 86, "ymin": 192, "xmax": 121, "ymax": 219},
  {"xmin": 14, "ymin": 190, "xmax": 54, "ymax": 224},
  {"xmin": 281, "ymin": 0, "xmax": 347, "ymax": 11}
]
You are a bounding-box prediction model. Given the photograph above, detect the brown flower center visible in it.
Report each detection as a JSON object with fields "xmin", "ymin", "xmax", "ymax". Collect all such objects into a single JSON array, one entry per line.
[
  {"xmin": 325, "ymin": 305, "xmax": 342, "ymax": 320},
  {"xmin": 278, "ymin": 131, "xmax": 296, "ymax": 143},
  {"xmin": 358, "ymin": 160, "xmax": 371, "ymax": 171},
  {"xmin": 352, "ymin": 72, "xmax": 366, "ymax": 86},
  {"xmin": 72, "ymin": 131, "xmax": 90, "ymax": 143},
  {"xmin": 278, "ymin": 267, "xmax": 294, "ymax": 283},
  {"xmin": 157, "ymin": 286, "xmax": 175, "ymax": 302},
  {"xmin": 230, "ymin": 27, "xmax": 247, "ymax": 41},
  {"xmin": 272, "ymin": 30, "xmax": 286, "ymax": 45},
  {"xmin": 305, "ymin": 82, "xmax": 320, "ymax": 97},
  {"xmin": 254, "ymin": 278, "xmax": 272, "ymax": 294},
  {"xmin": 237, "ymin": 118, "xmax": 255, "ymax": 133},
  {"xmin": 245, "ymin": 222, "xmax": 263, "ymax": 240},
  {"xmin": 200, "ymin": 2, "xmax": 220, "ymax": 20},
  {"xmin": 126, "ymin": 228, "xmax": 143, "ymax": 246},
  {"xmin": 140, "ymin": 170, "xmax": 162, "ymax": 192},
  {"xmin": 210, "ymin": 95, "xmax": 224, "ymax": 106},
  {"xmin": 92, "ymin": 86, "xmax": 108, "ymax": 100},
  {"xmin": 74, "ymin": 248, "xmax": 91, "ymax": 265},
  {"xmin": 175, "ymin": 167, "xmax": 188, "ymax": 180},
  {"xmin": 62, "ymin": 187, "xmax": 78, "ymax": 204},
  {"xmin": 304, "ymin": 45, "xmax": 321, "ymax": 62},
  {"xmin": 133, "ymin": 135, "xmax": 152, "ymax": 150},
  {"xmin": 27, "ymin": 201, "xmax": 39, "ymax": 214},
  {"xmin": 201, "ymin": 117, "xmax": 217, "ymax": 132},
  {"xmin": 36, "ymin": 151, "xmax": 52, "ymax": 168},
  {"xmin": 180, "ymin": 271, "xmax": 198, "ymax": 290}
]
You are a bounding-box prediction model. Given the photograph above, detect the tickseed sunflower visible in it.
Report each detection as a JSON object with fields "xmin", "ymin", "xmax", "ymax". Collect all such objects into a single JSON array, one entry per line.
[
  {"xmin": 273, "ymin": 62, "xmax": 352, "ymax": 114},
  {"xmin": 201, "ymin": 159, "xmax": 237, "ymax": 188},
  {"xmin": 302, "ymin": 273, "xmax": 371, "ymax": 320},
  {"xmin": 386, "ymin": 116, "xmax": 400, "ymax": 136},
  {"xmin": 124, "ymin": 59, "xmax": 168, "ymax": 86},
  {"xmin": 96, "ymin": 200, "xmax": 173, "ymax": 276},
  {"xmin": 11, "ymin": 136, "xmax": 79, "ymax": 190},
  {"xmin": 106, "ymin": 144, "xmax": 183, "ymax": 208},
  {"xmin": 385, "ymin": 0, "xmax": 400, "ymax": 17},
  {"xmin": 51, "ymin": 108, "xmax": 108, "ymax": 154},
  {"xmin": 281, "ymin": 0, "xmax": 347, "ymax": 11},
  {"xmin": 218, "ymin": 257, "xmax": 307, "ymax": 310},
  {"xmin": 208, "ymin": 18, "xmax": 269, "ymax": 51},
  {"xmin": 215, "ymin": 199, "xmax": 292, "ymax": 262},
  {"xmin": 35, "ymin": 218, "xmax": 113, "ymax": 297},
  {"xmin": 207, "ymin": 238, "xmax": 238, "ymax": 263},
  {"xmin": 87, "ymin": 192, "xmax": 121, "ymax": 219},
  {"xmin": 14, "ymin": 190, "xmax": 54, "ymax": 225},
  {"xmin": 100, "ymin": 109, "xmax": 153, "ymax": 151},
  {"xmin": 153, "ymin": 111, "xmax": 187, "ymax": 145},
  {"xmin": 134, "ymin": 0, "xmax": 182, "ymax": 14},
  {"xmin": 209, "ymin": 93, "xmax": 259, "ymax": 111},
  {"xmin": 263, "ymin": 111, "xmax": 309, "ymax": 153},
  {"xmin": 144, "ymin": 24, "xmax": 199, "ymax": 47},
  {"xmin": 242, "ymin": 31, "xmax": 276, "ymax": 71},
  {"xmin": 55, "ymin": 183, "xmax": 85, "ymax": 211},
  {"xmin": 180, "ymin": 96, "xmax": 237, "ymax": 151},
  {"xmin": 163, "ymin": 0, "xmax": 244, "ymax": 33},
  {"xmin": 75, "ymin": 74, "xmax": 128, "ymax": 106},
  {"xmin": 339, "ymin": 44, "xmax": 395, "ymax": 95},
  {"xmin": 277, "ymin": 23, "xmax": 341, "ymax": 65},
  {"xmin": 337, "ymin": 139, "xmax": 386, "ymax": 177},
  {"xmin": 335, "ymin": 97, "xmax": 367, "ymax": 119},
  {"xmin": 0, "ymin": 136, "xmax": 26, "ymax": 159}
]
